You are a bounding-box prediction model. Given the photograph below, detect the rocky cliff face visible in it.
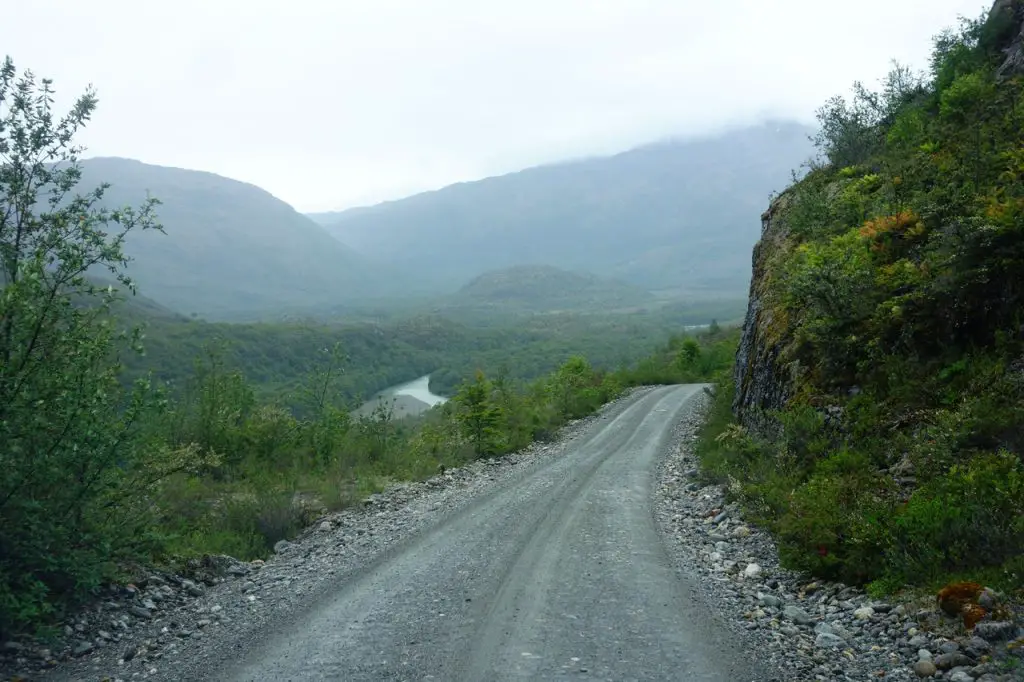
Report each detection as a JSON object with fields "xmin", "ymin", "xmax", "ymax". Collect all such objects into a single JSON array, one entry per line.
[
  {"xmin": 731, "ymin": 190, "xmax": 800, "ymax": 437},
  {"xmin": 733, "ymin": 0, "xmax": 1024, "ymax": 437},
  {"xmin": 992, "ymin": 0, "xmax": 1024, "ymax": 79}
]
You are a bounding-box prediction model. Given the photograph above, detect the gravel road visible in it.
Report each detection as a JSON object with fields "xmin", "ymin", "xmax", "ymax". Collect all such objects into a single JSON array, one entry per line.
[
  {"xmin": 213, "ymin": 384, "xmax": 754, "ymax": 681},
  {"xmin": 9, "ymin": 384, "xmax": 1019, "ymax": 682}
]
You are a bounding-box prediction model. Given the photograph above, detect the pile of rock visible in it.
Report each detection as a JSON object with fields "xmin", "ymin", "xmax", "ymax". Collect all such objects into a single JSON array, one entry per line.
[
  {"xmin": 0, "ymin": 555, "xmax": 257, "ymax": 676},
  {"xmin": 655, "ymin": 395, "xmax": 1024, "ymax": 682}
]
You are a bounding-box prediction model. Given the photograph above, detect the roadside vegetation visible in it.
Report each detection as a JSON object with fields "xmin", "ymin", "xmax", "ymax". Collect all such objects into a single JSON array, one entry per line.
[
  {"xmin": 696, "ymin": 9, "xmax": 1024, "ymax": 599},
  {"xmin": 0, "ymin": 56, "xmax": 735, "ymax": 636}
]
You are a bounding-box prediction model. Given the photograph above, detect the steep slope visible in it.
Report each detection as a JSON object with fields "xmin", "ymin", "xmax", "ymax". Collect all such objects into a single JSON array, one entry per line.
[
  {"xmin": 724, "ymin": 1, "xmax": 1024, "ymax": 592},
  {"xmin": 320, "ymin": 121, "xmax": 814, "ymax": 296},
  {"xmin": 450, "ymin": 265, "xmax": 654, "ymax": 313},
  {"xmin": 78, "ymin": 158, "xmax": 394, "ymax": 317}
]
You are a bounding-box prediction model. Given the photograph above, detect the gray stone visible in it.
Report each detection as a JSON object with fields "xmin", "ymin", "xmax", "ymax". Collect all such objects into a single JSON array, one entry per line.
[
  {"xmin": 814, "ymin": 632, "xmax": 845, "ymax": 649},
  {"xmin": 935, "ymin": 652, "xmax": 973, "ymax": 670},
  {"xmin": 182, "ymin": 579, "xmax": 204, "ymax": 597},
  {"xmin": 977, "ymin": 588, "xmax": 998, "ymax": 610},
  {"xmin": 758, "ymin": 593, "xmax": 781, "ymax": 608},
  {"xmin": 72, "ymin": 641, "xmax": 94, "ymax": 657},
  {"xmin": 813, "ymin": 622, "xmax": 834, "ymax": 636},
  {"xmin": 913, "ymin": 660, "xmax": 937, "ymax": 677},
  {"xmin": 783, "ymin": 605, "xmax": 813, "ymax": 625},
  {"xmin": 964, "ymin": 636, "xmax": 991, "ymax": 658},
  {"xmin": 948, "ymin": 672, "xmax": 974, "ymax": 682},
  {"xmin": 273, "ymin": 539, "xmax": 293, "ymax": 554},
  {"xmin": 973, "ymin": 620, "xmax": 1018, "ymax": 642},
  {"xmin": 939, "ymin": 640, "xmax": 961, "ymax": 654},
  {"xmin": 128, "ymin": 606, "xmax": 152, "ymax": 620}
]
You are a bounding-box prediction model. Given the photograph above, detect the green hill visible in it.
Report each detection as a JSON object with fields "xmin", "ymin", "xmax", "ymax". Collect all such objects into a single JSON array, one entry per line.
[
  {"xmin": 78, "ymin": 158, "xmax": 397, "ymax": 318},
  {"xmin": 449, "ymin": 265, "xmax": 654, "ymax": 313},
  {"xmin": 317, "ymin": 121, "xmax": 814, "ymax": 296}
]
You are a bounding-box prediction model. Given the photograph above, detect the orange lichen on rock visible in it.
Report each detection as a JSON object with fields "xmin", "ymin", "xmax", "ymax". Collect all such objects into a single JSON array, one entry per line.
[
  {"xmin": 937, "ymin": 582, "xmax": 990, "ymax": 629},
  {"xmin": 938, "ymin": 581, "xmax": 984, "ymax": 616},
  {"xmin": 961, "ymin": 603, "xmax": 987, "ymax": 629}
]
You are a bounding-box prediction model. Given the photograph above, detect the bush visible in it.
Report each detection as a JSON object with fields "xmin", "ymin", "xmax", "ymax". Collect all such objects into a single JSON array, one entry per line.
[
  {"xmin": 776, "ymin": 467, "xmax": 893, "ymax": 584},
  {"xmin": 885, "ymin": 451, "xmax": 1024, "ymax": 585}
]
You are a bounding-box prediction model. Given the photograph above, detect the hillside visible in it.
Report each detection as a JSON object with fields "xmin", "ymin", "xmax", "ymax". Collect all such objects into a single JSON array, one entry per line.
[
  {"xmin": 449, "ymin": 265, "xmax": 654, "ymax": 313},
  {"xmin": 318, "ymin": 121, "xmax": 814, "ymax": 295},
  {"xmin": 714, "ymin": 0, "xmax": 1024, "ymax": 595},
  {"xmin": 77, "ymin": 158, "xmax": 398, "ymax": 318},
  {"xmin": 119, "ymin": 306, "xmax": 692, "ymax": 407}
]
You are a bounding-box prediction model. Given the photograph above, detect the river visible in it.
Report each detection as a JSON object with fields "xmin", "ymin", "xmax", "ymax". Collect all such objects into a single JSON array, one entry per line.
[{"xmin": 355, "ymin": 374, "xmax": 448, "ymax": 418}]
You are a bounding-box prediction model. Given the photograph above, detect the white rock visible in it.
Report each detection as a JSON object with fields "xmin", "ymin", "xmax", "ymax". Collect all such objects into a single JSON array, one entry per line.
[
  {"xmin": 853, "ymin": 606, "xmax": 875, "ymax": 620},
  {"xmin": 743, "ymin": 563, "xmax": 762, "ymax": 579}
]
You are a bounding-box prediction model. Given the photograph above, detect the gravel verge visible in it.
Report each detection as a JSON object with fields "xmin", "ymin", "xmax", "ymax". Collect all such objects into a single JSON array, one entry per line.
[
  {"xmin": 0, "ymin": 388, "xmax": 654, "ymax": 682},
  {"xmin": 654, "ymin": 389, "xmax": 1024, "ymax": 682}
]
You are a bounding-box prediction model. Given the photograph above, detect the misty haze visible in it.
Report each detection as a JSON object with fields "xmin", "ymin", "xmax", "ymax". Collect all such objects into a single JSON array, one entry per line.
[{"xmin": 2, "ymin": 1, "xmax": 1023, "ymax": 680}]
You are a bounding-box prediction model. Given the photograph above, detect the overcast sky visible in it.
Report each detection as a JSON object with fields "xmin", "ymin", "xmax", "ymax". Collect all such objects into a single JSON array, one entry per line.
[{"xmin": 5, "ymin": 0, "xmax": 990, "ymax": 212}]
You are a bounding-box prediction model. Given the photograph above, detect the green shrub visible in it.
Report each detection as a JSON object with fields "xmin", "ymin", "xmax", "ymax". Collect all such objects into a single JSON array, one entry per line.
[
  {"xmin": 885, "ymin": 451, "xmax": 1024, "ymax": 584},
  {"xmin": 776, "ymin": 469, "xmax": 893, "ymax": 584}
]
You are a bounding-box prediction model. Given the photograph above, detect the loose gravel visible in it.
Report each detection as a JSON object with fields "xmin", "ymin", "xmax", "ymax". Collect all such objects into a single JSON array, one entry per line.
[{"xmin": 654, "ymin": 389, "xmax": 1024, "ymax": 682}]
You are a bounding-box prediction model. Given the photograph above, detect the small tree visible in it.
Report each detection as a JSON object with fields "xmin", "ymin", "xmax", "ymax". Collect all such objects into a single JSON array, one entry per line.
[
  {"xmin": 0, "ymin": 57, "xmax": 170, "ymax": 634},
  {"xmin": 454, "ymin": 370, "xmax": 503, "ymax": 457},
  {"xmin": 300, "ymin": 342, "xmax": 351, "ymax": 466}
]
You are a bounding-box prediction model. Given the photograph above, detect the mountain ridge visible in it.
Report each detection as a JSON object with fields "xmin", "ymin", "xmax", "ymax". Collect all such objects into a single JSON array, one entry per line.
[
  {"xmin": 450, "ymin": 264, "xmax": 654, "ymax": 313},
  {"xmin": 77, "ymin": 157, "xmax": 399, "ymax": 318},
  {"xmin": 315, "ymin": 120, "xmax": 816, "ymax": 295}
]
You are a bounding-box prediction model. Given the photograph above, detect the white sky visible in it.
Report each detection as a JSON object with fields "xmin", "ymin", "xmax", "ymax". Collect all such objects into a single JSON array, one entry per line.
[{"xmin": 4, "ymin": 0, "xmax": 990, "ymax": 211}]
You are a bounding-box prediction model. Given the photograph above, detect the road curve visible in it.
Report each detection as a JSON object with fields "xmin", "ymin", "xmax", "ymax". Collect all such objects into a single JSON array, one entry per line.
[{"xmin": 220, "ymin": 385, "xmax": 757, "ymax": 681}]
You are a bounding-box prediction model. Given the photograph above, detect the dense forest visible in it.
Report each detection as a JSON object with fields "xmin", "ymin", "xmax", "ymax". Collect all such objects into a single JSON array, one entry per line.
[
  {"xmin": 705, "ymin": 5, "xmax": 1024, "ymax": 597},
  {"xmin": 116, "ymin": 299, "xmax": 729, "ymax": 408}
]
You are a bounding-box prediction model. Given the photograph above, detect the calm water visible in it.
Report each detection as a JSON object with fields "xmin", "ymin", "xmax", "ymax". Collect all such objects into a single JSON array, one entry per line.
[
  {"xmin": 356, "ymin": 374, "xmax": 448, "ymax": 417},
  {"xmin": 385, "ymin": 374, "xmax": 447, "ymax": 406}
]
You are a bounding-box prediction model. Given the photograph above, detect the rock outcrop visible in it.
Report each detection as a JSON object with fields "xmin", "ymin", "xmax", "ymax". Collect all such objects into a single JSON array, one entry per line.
[
  {"xmin": 992, "ymin": 0, "xmax": 1024, "ymax": 79},
  {"xmin": 734, "ymin": 0, "xmax": 1024, "ymax": 437},
  {"xmin": 732, "ymin": 190, "xmax": 799, "ymax": 437}
]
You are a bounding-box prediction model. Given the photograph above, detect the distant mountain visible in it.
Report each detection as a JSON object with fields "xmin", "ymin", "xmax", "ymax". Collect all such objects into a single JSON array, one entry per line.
[
  {"xmin": 77, "ymin": 158, "xmax": 396, "ymax": 318},
  {"xmin": 450, "ymin": 265, "xmax": 653, "ymax": 313},
  {"xmin": 318, "ymin": 120, "xmax": 815, "ymax": 297}
]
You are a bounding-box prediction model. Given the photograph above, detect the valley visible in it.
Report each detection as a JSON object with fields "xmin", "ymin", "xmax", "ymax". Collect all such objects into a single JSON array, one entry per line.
[{"xmin": 3, "ymin": 2, "xmax": 1024, "ymax": 678}]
